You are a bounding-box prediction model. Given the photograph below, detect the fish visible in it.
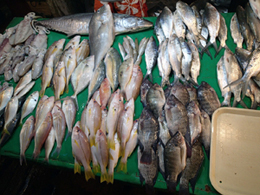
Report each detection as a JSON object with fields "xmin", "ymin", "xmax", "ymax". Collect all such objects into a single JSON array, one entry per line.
[
  {"xmin": 186, "ymin": 84, "xmax": 198, "ymax": 103},
  {"xmin": 93, "ymin": 90, "xmax": 101, "ymax": 105},
  {"xmin": 118, "ymin": 57, "xmax": 134, "ymax": 98},
  {"xmin": 76, "ymin": 39, "xmax": 89, "ymax": 64},
  {"xmin": 35, "ymin": 95, "xmax": 48, "ymax": 122},
  {"xmin": 117, "ymin": 98, "xmax": 134, "ymax": 157},
  {"xmin": 52, "ymin": 101, "xmax": 66, "ymax": 156},
  {"xmin": 236, "ymin": 6, "xmax": 254, "ymax": 51},
  {"xmin": 138, "ymin": 107, "xmax": 159, "ymax": 165},
  {"xmin": 138, "ymin": 147, "xmax": 158, "ymax": 194},
  {"xmin": 28, "ymin": 28, "xmax": 48, "ymax": 55},
  {"xmin": 134, "ymin": 37, "xmax": 148, "ymax": 66},
  {"xmin": 215, "ymin": 14, "xmax": 228, "ymax": 57},
  {"xmin": 191, "ymin": 5, "xmax": 202, "ymax": 34},
  {"xmin": 246, "ymin": 3, "xmax": 260, "ymax": 43},
  {"xmin": 0, "ymin": 86, "xmax": 13, "ymax": 117},
  {"xmin": 3, "ymin": 96, "xmax": 19, "ymax": 135},
  {"xmin": 71, "ymin": 55, "xmax": 94, "ymax": 107},
  {"xmin": 14, "ymin": 71, "xmax": 32, "ymax": 96},
  {"xmin": 217, "ymin": 56, "xmax": 231, "ymax": 107},
  {"xmin": 188, "ymin": 41, "xmax": 201, "ymax": 84},
  {"xmin": 200, "ymin": 109, "xmax": 211, "ymax": 157},
  {"xmin": 249, "ymin": 0, "xmax": 260, "ymax": 20},
  {"xmin": 118, "ymin": 42, "xmax": 127, "ymax": 60},
  {"xmin": 157, "ymin": 6, "xmax": 174, "ymax": 39},
  {"xmin": 45, "ymin": 127, "xmax": 55, "ymax": 162},
  {"xmin": 158, "ymin": 38, "xmax": 171, "ymax": 87},
  {"xmin": 16, "ymin": 82, "xmax": 36, "ymax": 103},
  {"xmin": 20, "ymin": 91, "xmax": 39, "ymax": 125},
  {"xmin": 89, "ymin": 4, "xmax": 115, "ymax": 69},
  {"xmin": 53, "ymin": 61, "xmax": 66, "ymax": 100},
  {"xmin": 235, "ymin": 47, "xmax": 252, "ymax": 72},
  {"xmin": 179, "ymin": 140, "xmax": 204, "ymax": 195},
  {"xmin": 80, "ymin": 106, "xmax": 90, "ymax": 137},
  {"xmin": 4, "ymin": 66, "xmax": 12, "ymax": 81},
  {"xmin": 154, "ymin": 16, "xmax": 166, "ymax": 44},
  {"xmin": 164, "ymin": 131, "xmax": 187, "ymax": 193},
  {"xmin": 62, "ymin": 97, "xmax": 76, "ymax": 139},
  {"xmin": 85, "ymin": 98, "xmax": 101, "ymax": 147},
  {"xmin": 198, "ymin": 81, "xmax": 220, "ymax": 116},
  {"xmin": 107, "ymin": 133, "xmax": 120, "ymax": 184},
  {"xmin": 95, "ymin": 129, "xmax": 109, "ymax": 183},
  {"xmin": 39, "ymin": 54, "xmax": 55, "ymax": 97},
  {"xmin": 64, "ymin": 35, "xmax": 81, "ymax": 50},
  {"xmin": 117, "ymin": 119, "xmax": 138, "ymax": 173},
  {"xmin": 165, "ymin": 94, "xmax": 188, "ymax": 136},
  {"xmin": 125, "ymin": 65, "xmax": 143, "ymax": 101},
  {"xmin": 33, "ymin": 112, "xmax": 52, "ymax": 159},
  {"xmin": 170, "ymin": 81, "xmax": 190, "ymax": 106},
  {"xmin": 99, "ymin": 78, "xmax": 111, "ymax": 109},
  {"xmin": 104, "ymin": 47, "xmax": 122, "ymax": 92},
  {"xmin": 44, "ymin": 39, "xmax": 65, "ymax": 63},
  {"xmin": 72, "ymin": 126, "xmax": 95, "ymax": 181},
  {"xmin": 19, "ymin": 116, "xmax": 35, "ymax": 165},
  {"xmin": 24, "ymin": 34, "xmax": 36, "ymax": 55},
  {"xmin": 0, "ymin": 38, "xmax": 12, "ymax": 61},
  {"xmin": 202, "ymin": 3, "xmax": 221, "ymax": 53},
  {"xmin": 173, "ymin": 11, "xmax": 186, "ymax": 39},
  {"xmin": 100, "ymin": 108, "xmax": 107, "ymax": 134},
  {"xmin": 144, "ymin": 36, "xmax": 157, "ymax": 82},
  {"xmin": 106, "ymin": 89, "xmax": 121, "ymax": 150},
  {"xmin": 180, "ymin": 37, "xmax": 193, "ymax": 81},
  {"xmin": 140, "ymin": 78, "xmax": 153, "ymax": 107},
  {"xmin": 0, "ymin": 112, "xmax": 21, "ymax": 147}
]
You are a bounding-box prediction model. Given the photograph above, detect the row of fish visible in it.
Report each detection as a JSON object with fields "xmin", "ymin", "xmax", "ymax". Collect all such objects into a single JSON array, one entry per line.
[{"xmin": 138, "ymin": 79, "xmax": 219, "ymax": 194}]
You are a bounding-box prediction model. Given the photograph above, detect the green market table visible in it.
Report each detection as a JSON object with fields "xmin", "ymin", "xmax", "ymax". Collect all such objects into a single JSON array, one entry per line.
[{"xmin": 0, "ymin": 13, "xmax": 250, "ymax": 194}]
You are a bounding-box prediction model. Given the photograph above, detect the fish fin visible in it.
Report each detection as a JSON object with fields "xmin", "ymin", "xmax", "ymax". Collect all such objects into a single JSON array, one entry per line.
[
  {"xmin": 223, "ymin": 77, "xmax": 247, "ymax": 98},
  {"xmin": 144, "ymin": 73, "xmax": 153, "ymax": 83},
  {"xmin": 197, "ymin": 34, "xmax": 207, "ymax": 42},
  {"xmin": 2, "ymin": 128, "xmax": 10, "ymax": 136},
  {"xmin": 84, "ymin": 169, "xmax": 95, "ymax": 181},
  {"xmin": 52, "ymin": 146, "xmax": 61, "ymax": 158},
  {"xmin": 65, "ymin": 131, "xmax": 72, "ymax": 141},
  {"xmin": 74, "ymin": 161, "xmax": 81, "ymax": 174},
  {"xmin": 215, "ymin": 45, "xmax": 224, "ymax": 58},
  {"xmin": 212, "ymin": 41, "xmax": 218, "ymax": 53},
  {"xmin": 120, "ymin": 144, "xmax": 125, "ymax": 158},
  {"xmin": 138, "ymin": 139, "xmax": 144, "ymax": 152},
  {"xmin": 20, "ymin": 154, "xmax": 27, "ymax": 166},
  {"xmin": 44, "ymin": 156, "xmax": 49, "ymax": 162},
  {"xmin": 201, "ymin": 41, "xmax": 212, "ymax": 57},
  {"xmin": 140, "ymin": 150, "xmax": 152, "ymax": 165},
  {"xmin": 161, "ymin": 77, "xmax": 170, "ymax": 88},
  {"xmin": 145, "ymin": 184, "xmax": 155, "ymax": 195},
  {"xmin": 166, "ymin": 181, "xmax": 176, "ymax": 193},
  {"xmin": 39, "ymin": 88, "xmax": 45, "ymax": 98},
  {"xmin": 92, "ymin": 163, "xmax": 100, "ymax": 174},
  {"xmin": 71, "ymin": 94, "xmax": 78, "ymax": 110},
  {"xmin": 188, "ymin": 78, "xmax": 199, "ymax": 87},
  {"xmin": 107, "ymin": 138, "xmax": 115, "ymax": 150},
  {"xmin": 117, "ymin": 160, "xmax": 127, "ymax": 173},
  {"xmin": 107, "ymin": 172, "xmax": 114, "ymax": 184},
  {"xmin": 205, "ymin": 48, "xmax": 213, "ymax": 60},
  {"xmin": 90, "ymin": 136, "xmax": 96, "ymax": 147},
  {"xmin": 251, "ymin": 99, "xmax": 258, "ymax": 109},
  {"xmin": 100, "ymin": 170, "xmax": 108, "ymax": 183},
  {"xmin": 238, "ymin": 99, "xmax": 248, "ymax": 109},
  {"xmin": 67, "ymin": 34, "xmax": 75, "ymax": 38},
  {"xmin": 32, "ymin": 151, "xmax": 40, "ymax": 159}
]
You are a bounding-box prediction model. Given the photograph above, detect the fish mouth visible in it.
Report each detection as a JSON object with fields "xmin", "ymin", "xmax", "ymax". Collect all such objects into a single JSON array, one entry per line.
[{"xmin": 138, "ymin": 19, "xmax": 153, "ymax": 28}]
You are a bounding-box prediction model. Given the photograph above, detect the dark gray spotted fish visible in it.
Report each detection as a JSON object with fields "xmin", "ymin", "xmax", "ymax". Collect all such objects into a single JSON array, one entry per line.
[
  {"xmin": 170, "ymin": 82, "xmax": 190, "ymax": 106},
  {"xmin": 140, "ymin": 78, "xmax": 153, "ymax": 107},
  {"xmin": 200, "ymin": 109, "xmax": 211, "ymax": 158}
]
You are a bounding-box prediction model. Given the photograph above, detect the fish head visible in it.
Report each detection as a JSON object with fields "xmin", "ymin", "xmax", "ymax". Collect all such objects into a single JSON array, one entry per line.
[
  {"xmin": 121, "ymin": 17, "xmax": 153, "ymax": 33},
  {"xmin": 95, "ymin": 129, "xmax": 106, "ymax": 142},
  {"xmin": 96, "ymin": 4, "xmax": 113, "ymax": 22},
  {"xmin": 171, "ymin": 131, "xmax": 185, "ymax": 146}
]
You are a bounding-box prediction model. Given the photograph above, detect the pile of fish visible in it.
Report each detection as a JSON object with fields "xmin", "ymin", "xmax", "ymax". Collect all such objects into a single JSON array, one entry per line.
[
  {"xmin": 0, "ymin": 13, "xmax": 49, "ymax": 82},
  {"xmin": 138, "ymin": 79, "xmax": 220, "ymax": 194}
]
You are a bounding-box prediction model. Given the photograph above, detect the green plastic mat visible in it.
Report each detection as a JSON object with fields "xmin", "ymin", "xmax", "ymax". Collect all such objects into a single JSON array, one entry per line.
[{"xmin": 0, "ymin": 13, "xmax": 251, "ymax": 194}]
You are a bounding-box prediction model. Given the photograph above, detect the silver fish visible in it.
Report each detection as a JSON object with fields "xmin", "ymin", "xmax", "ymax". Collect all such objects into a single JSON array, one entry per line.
[
  {"xmin": 246, "ymin": 3, "xmax": 260, "ymax": 43},
  {"xmin": 173, "ymin": 11, "xmax": 186, "ymax": 39},
  {"xmin": 53, "ymin": 61, "xmax": 66, "ymax": 101},
  {"xmin": 216, "ymin": 14, "xmax": 227, "ymax": 57},
  {"xmin": 18, "ymin": 55, "xmax": 37, "ymax": 77},
  {"xmin": 188, "ymin": 41, "xmax": 200, "ymax": 84},
  {"xmin": 45, "ymin": 127, "xmax": 55, "ymax": 162},
  {"xmin": 14, "ymin": 70, "xmax": 32, "ymax": 96},
  {"xmin": 76, "ymin": 39, "xmax": 89, "ymax": 64},
  {"xmin": 180, "ymin": 38, "xmax": 192, "ymax": 81},
  {"xmin": 44, "ymin": 39, "xmax": 65, "ymax": 63},
  {"xmin": 3, "ymin": 96, "xmax": 19, "ymax": 134},
  {"xmin": 62, "ymin": 97, "xmax": 76, "ymax": 139},
  {"xmin": 16, "ymin": 81, "xmax": 35, "ymax": 100},
  {"xmin": 64, "ymin": 35, "xmax": 81, "ymax": 50},
  {"xmin": 0, "ymin": 87, "xmax": 13, "ymax": 117},
  {"xmin": 144, "ymin": 36, "xmax": 157, "ymax": 82},
  {"xmin": 4, "ymin": 66, "xmax": 12, "ymax": 81}
]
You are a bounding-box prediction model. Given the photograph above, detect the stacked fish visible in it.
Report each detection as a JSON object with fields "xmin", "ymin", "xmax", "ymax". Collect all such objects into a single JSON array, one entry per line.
[
  {"xmin": 138, "ymin": 79, "xmax": 220, "ymax": 194},
  {"xmin": 0, "ymin": 12, "xmax": 48, "ymax": 82}
]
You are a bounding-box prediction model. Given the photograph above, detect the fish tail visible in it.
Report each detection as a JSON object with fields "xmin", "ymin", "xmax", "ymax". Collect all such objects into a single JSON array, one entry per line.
[
  {"xmin": 32, "ymin": 150, "xmax": 40, "ymax": 159},
  {"xmin": 90, "ymin": 136, "xmax": 96, "ymax": 147},
  {"xmin": 213, "ymin": 41, "xmax": 218, "ymax": 53},
  {"xmin": 144, "ymin": 73, "xmax": 153, "ymax": 83},
  {"xmin": 251, "ymin": 99, "xmax": 258, "ymax": 109},
  {"xmin": 65, "ymin": 82, "xmax": 69, "ymax": 94},
  {"xmin": 65, "ymin": 131, "xmax": 72, "ymax": 141},
  {"xmin": 54, "ymin": 91, "xmax": 60, "ymax": 101},
  {"xmin": 44, "ymin": 156, "xmax": 49, "ymax": 162},
  {"xmin": 205, "ymin": 48, "xmax": 213, "ymax": 60},
  {"xmin": 84, "ymin": 168, "xmax": 95, "ymax": 181},
  {"xmin": 140, "ymin": 150, "xmax": 152, "ymax": 165},
  {"xmin": 39, "ymin": 88, "xmax": 45, "ymax": 98},
  {"xmin": 52, "ymin": 146, "xmax": 61, "ymax": 158},
  {"xmin": 107, "ymin": 138, "xmax": 115, "ymax": 150},
  {"xmin": 70, "ymin": 95, "xmax": 78, "ymax": 111},
  {"xmin": 2, "ymin": 128, "xmax": 10, "ymax": 136},
  {"xmin": 20, "ymin": 154, "xmax": 27, "ymax": 166},
  {"xmin": 221, "ymin": 100, "xmax": 230, "ymax": 107},
  {"xmin": 74, "ymin": 161, "xmax": 81, "ymax": 174},
  {"xmin": 167, "ymin": 181, "xmax": 177, "ymax": 193},
  {"xmin": 107, "ymin": 172, "xmax": 114, "ymax": 184},
  {"xmin": 215, "ymin": 44, "xmax": 224, "ymax": 58},
  {"xmin": 117, "ymin": 160, "xmax": 127, "ymax": 173},
  {"xmin": 188, "ymin": 77, "xmax": 199, "ymax": 87},
  {"xmin": 201, "ymin": 41, "xmax": 212, "ymax": 57},
  {"xmin": 92, "ymin": 164, "xmax": 100, "ymax": 174},
  {"xmin": 238, "ymin": 99, "xmax": 248, "ymax": 109},
  {"xmin": 120, "ymin": 143, "xmax": 126, "ymax": 159},
  {"xmin": 100, "ymin": 170, "xmax": 108, "ymax": 183},
  {"xmin": 161, "ymin": 77, "xmax": 170, "ymax": 88}
]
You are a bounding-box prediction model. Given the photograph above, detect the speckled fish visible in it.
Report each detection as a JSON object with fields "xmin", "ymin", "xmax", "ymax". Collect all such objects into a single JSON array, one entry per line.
[
  {"xmin": 39, "ymin": 54, "xmax": 55, "ymax": 97},
  {"xmin": 64, "ymin": 35, "xmax": 81, "ymax": 50},
  {"xmin": 140, "ymin": 78, "xmax": 152, "ymax": 107},
  {"xmin": 216, "ymin": 14, "xmax": 227, "ymax": 57},
  {"xmin": 44, "ymin": 39, "xmax": 65, "ymax": 63},
  {"xmin": 19, "ymin": 116, "xmax": 35, "ymax": 165},
  {"xmin": 20, "ymin": 91, "xmax": 39, "ymax": 125},
  {"xmin": 99, "ymin": 78, "xmax": 111, "ymax": 109},
  {"xmin": 188, "ymin": 41, "xmax": 200, "ymax": 84},
  {"xmin": 170, "ymin": 82, "xmax": 190, "ymax": 106},
  {"xmin": 202, "ymin": 3, "xmax": 220, "ymax": 53},
  {"xmin": 117, "ymin": 119, "xmax": 138, "ymax": 173},
  {"xmin": 230, "ymin": 13, "xmax": 244, "ymax": 48},
  {"xmin": 95, "ymin": 129, "xmax": 109, "ymax": 183},
  {"xmin": 146, "ymin": 83, "xmax": 165, "ymax": 119},
  {"xmin": 62, "ymin": 97, "xmax": 76, "ymax": 139},
  {"xmin": 53, "ymin": 61, "xmax": 66, "ymax": 100},
  {"xmin": 72, "ymin": 126, "xmax": 95, "ymax": 181},
  {"xmin": 44, "ymin": 127, "xmax": 55, "ymax": 162},
  {"xmin": 104, "ymin": 47, "xmax": 122, "ymax": 92},
  {"xmin": 179, "ymin": 140, "xmax": 204, "ymax": 195},
  {"xmin": 31, "ymin": 48, "xmax": 46, "ymax": 80},
  {"xmin": 246, "ymin": 3, "xmax": 260, "ymax": 43},
  {"xmin": 89, "ymin": 4, "xmax": 115, "ymax": 69},
  {"xmin": 165, "ymin": 131, "xmax": 187, "ymax": 193},
  {"xmin": 249, "ymin": 0, "xmax": 260, "ymax": 20},
  {"xmin": 0, "ymin": 86, "xmax": 13, "ymax": 117},
  {"xmin": 144, "ymin": 36, "xmax": 157, "ymax": 82},
  {"xmin": 88, "ymin": 61, "xmax": 105, "ymax": 102},
  {"xmin": 138, "ymin": 147, "xmax": 158, "ymax": 194},
  {"xmin": 138, "ymin": 107, "xmax": 159, "ymax": 165},
  {"xmin": 236, "ymin": 6, "xmax": 254, "ymax": 51},
  {"xmin": 107, "ymin": 133, "xmax": 120, "ymax": 184},
  {"xmin": 33, "ymin": 112, "xmax": 52, "ymax": 159},
  {"xmin": 125, "ymin": 65, "xmax": 143, "ymax": 101},
  {"xmin": 76, "ymin": 39, "xmax": 89, "ymax": 64},
  {"xmin": 14, "ymin": 71, "xmax": 32, "ymax": 96},
  {"xmin": 85, "ymin": 98, "xmax": 101, "ymax": 147},
  {"xmin": 118, "ymin": 57, "xmax": 134, "ymax": 98},
  {"xmin": 173, "ymin": 11, "xmax": 186, "ymax": 39},
  {"xmin": 217, "ymin": 56, "xmax": 231, "ymax": 107},
  {"xmin": 3, "ymin": 96, "xmax": 18, "ymax": 134},
  {"xmin": 187, "ymin": 101, "xmax": 201, "ymax": 145},
  {"xmin": 200, "ymin": 109, "xmax": 211, "ymax": 157},
  {"xmin": 198, "ymin": 81, "xmax": 220, "ymax": 116},
  {"xmin": 165, "ymin": 94, "xmax": 188, "ymax": 136},
  {"xmin": 52, "ymin": 101, "xmax": 66, "ymax": 156}
]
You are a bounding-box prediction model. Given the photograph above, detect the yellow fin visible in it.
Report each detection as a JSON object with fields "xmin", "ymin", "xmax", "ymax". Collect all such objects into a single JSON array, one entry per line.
[
  {"xmin": 74, "ymin": 162, "xmax": 81, "ymax": 174},
  {"xmin": 107, "ymin": 173, "xmax": 114, "ymax": 184},
  {"xmin": 120, "ymin": 145, "xmax": 125, "ymax": 158},
  {"xmin": 100, "ymin": 171, "xmax": 108, "ymax": 183},
  {"xmin": 92, "ymin": 164, "xmax": 100, "ymax": 174},
  {"xmin": 2, "ymin": 128, "xmax": 10, "ymax": 136},
  {"xmin": 84, "ymin": 169, "xmax": 95, "ymax": 181},
  {"xmin": 117, "ymin": 161, "xmax": 127, "ymax": 173},
  {"xmin": 107, "ymin": 138, "xmax": 115, "ymax": 150},
  {"xmin": 109, "ymin": 152, "xmax": 114, "ymax": 160},
  {"xmin": 90, "ymin": 136, "xmax": 95, "ymax": 147},
  {"xmin": 74, "ymin": 139, "xmax": 80, "ymax": 148}
]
